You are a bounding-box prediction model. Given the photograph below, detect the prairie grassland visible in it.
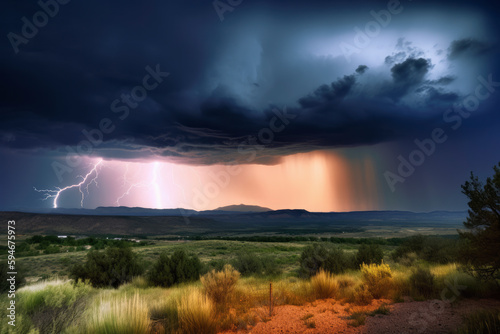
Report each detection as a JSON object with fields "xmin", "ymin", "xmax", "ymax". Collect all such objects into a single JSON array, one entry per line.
[
  {"xmin": 10, "ymin": 240, "xmax": 366, "ymax": 279},
  {"xmin": 2, "ymin": 238, "xmax": 498, "ymax": 334},
  {"xmin": 2, "ymin": 260, "xmax": 494, "ymax": 334}
]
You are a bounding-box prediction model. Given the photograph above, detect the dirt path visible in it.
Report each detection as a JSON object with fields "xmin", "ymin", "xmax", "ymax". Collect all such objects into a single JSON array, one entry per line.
[{"xmin": 220, "ymin": 299, "xmax": 500, "ymax": 334}]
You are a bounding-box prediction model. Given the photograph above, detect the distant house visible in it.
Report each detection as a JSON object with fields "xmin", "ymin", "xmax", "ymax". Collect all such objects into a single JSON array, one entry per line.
[
  {"xmin": 113, "ymin": 238, "xmax": 122, "ymax": 241},
  {"xmin": 57, "ymin": 235, "xmax": 68, "ymax": 239}
]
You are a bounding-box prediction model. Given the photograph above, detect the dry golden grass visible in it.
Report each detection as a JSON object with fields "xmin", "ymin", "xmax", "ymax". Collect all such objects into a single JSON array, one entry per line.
[
  {"xmin": 311, "ymin": 269, "xmax": 338, "ymax": 299},
  {"xmin": 201, "ymin": 264, "xmax": 240, "ymax": 307},
  {"xmin": 177, "ymin": 288, "xmax": 217, "ymax": 334},
  {"xmin": 85, "ymin": 293, "xmax": 150, "ymax": 334}
]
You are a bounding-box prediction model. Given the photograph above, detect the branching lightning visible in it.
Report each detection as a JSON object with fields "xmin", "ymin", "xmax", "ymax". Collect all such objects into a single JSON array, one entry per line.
[
  {"xmin": 152, "ymin": 162, "xmax": 162, "ymax": 208},
  {"xmin": 34, "ymin": 160, "xmax": 103, "ymax": 208},
  {"xmin": 115, "ymin": 164, "xmax": 149, "ymax": 206},
  {"xmin": 35, "ymin": 159, "xmax": 168, "ymax": 209},
  {"xmin": 114, "ymin": 162, "xmax": 163, "ymax": 208}
]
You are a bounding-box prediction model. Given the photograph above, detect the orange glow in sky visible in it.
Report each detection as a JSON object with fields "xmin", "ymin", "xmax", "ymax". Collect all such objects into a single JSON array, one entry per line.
[{"xmin": 57, "ymin": 150, "xmax": 381, "ymax": 212}]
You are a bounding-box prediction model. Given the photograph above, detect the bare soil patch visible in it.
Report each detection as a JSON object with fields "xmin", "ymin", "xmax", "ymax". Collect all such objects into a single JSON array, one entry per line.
[{"xmin": 220, "ymin": 298, "xmax": 500, "ymax": 334}]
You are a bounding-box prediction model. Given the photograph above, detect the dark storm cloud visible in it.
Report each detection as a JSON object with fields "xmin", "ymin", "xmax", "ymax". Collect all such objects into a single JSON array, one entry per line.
[
  {"xmin": 355, "ymin": 65, "xmax": 368, "ymax": 74},
  {"xmin": 0, "ymin": 0, "xmax": 498, "ymax": 166},
  {"xmin": 298, "ymin": 74, "xmax": 357, "ymax": 108},
  {"xmin": 391, "ymin": 58, "xmax": 430, "ymax": 85},
  {"xmin": 448, "ymin": 38, "xmax": 493, "ymax": 59},
  {"xmin": 427, "ymin": 76, "xmax": 456, "ymax": 85}
]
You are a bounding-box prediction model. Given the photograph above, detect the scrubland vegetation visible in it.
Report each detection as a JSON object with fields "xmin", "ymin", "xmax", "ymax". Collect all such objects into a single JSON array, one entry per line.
[{"xmin": 1, "ymin": 234, "xmax": 499, "ymax": 334}]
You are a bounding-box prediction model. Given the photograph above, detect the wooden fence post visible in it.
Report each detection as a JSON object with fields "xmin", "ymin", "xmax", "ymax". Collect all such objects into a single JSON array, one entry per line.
[{"xmin": 269, "ymin": 282, "xmax": 273, "ymax": 316}]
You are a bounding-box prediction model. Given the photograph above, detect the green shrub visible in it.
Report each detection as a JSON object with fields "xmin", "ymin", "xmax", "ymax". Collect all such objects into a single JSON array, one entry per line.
[
  {"xmin": 231, "ymin": 253, "xmax": 281, "ymax": 277},
  {"xmin": 455, "ymin": 309, "xmax": 500, "ymax": 334},
  {"xmin": 16, "ymin": 279, "xmax": 92, "ymax": 333},
  {"xmin": 70, "ymin": 246, "xmax": 144, "ymax": 288},
  {"xmin": 392, "ymin": 235, "xmax": 426, "ymax": 261},
  {"xmin": 148, "ymin": 250, "xmax": 202, "ymax": 287},
  {"xmin": 392, "ymin": 235, "xmax": 459, "ymax": 264},
  {"xmin": 43, "ymin": 245, "xmax": 61, "ymax": 254},
  {"xmin": 231, "ymin": 252, "xmax": 263, "ymax": 276},
  {"xmin": 356, "ymin": 244, "xmax": 384, "ymax": 267},
  {"xmin": 361, "ymin": 262, "xmax": 393, "ymax": 299},
  {"xmin": 409, "ymin": 267, "xmax": 435, "ymax": 299},
  {"xmin": 18, "ymin": 279, "xmax": 92, "ymax": 314},
  {"xmin": 299, "ymin": 243, "xmax": 353, "ymax": 278}
]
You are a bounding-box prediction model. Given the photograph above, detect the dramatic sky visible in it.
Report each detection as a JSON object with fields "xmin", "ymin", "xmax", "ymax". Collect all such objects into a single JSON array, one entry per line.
[{"xmin": 1, "ymin": 0, "xmax": 499, "ymax": 212}]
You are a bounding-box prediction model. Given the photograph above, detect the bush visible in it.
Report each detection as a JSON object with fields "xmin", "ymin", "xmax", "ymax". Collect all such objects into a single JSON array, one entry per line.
[
  {"xmin": 299, "ymin": 243, "xmax": 353, "ymax": 278},
  {"xmin": 18, "ymin": 279, "xmax": 92, "ymax": 314},
  {"xmin": 130, "ymin": 276, "xmax": 149, "ymax": 289},
  {"xmin": 356, "ymin": 244, "xmax": 384, "ymax": 267},
  {"xmin": 85, "ymin": 293, "xmax": 150, "ymax": 334},
  {"xmin": 231, "ymin": 252, "xmax": 263, "ymax": 276},
  {"xmin": 17, "ymin": 279, "xmax": 93, "ymax": 333},
  {"xmin": 392, "ymin": 235, "xmax": 425, "ymax": 261},
  {"xmin": 310, "ymin": 269, "xmax": 338, "ymax": 299},
  {"xmin": 455, "ymin": 309, "xmax": 500, "ymax": 334},
  {"xmin": 361, "ymin": 262, "xmax": 393, "ymax": 299},
  {"xmin": 70, "ymin": 246, "xmax": 144, "ymax": 288},
  {"xmin": 201, "ymin": 264, "xmax": 240, "ymax": 307},
  {"xmin": 148, "ymin": 250, "xmax": 202, "ymax": 287},
  {"xmin": 392, "ymin": 235, "xmax": 460, "ymax": 264},
  {"xmin": 178, "ymin": 289, "xmax": 216, "ymax": 334},
  {"xmin": 352, "ymin": 285, "xmax": 373, "ymax": 305},
  {"xmin": 409, "ymin": 267, "xmax": 435, "ymax": 299},
  {"xmin": 231, "ymin": 253, "xmax": 282, "ymax": 277}
]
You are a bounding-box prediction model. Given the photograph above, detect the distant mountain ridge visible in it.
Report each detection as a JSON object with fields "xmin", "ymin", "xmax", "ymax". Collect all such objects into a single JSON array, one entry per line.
[
  {"xmin": 0, "ymin": 206, "xmax": 467, "ymax": 236},
  {"xmin": 215, "ymin": 204, "xmax": 272, "ymax": 212}
]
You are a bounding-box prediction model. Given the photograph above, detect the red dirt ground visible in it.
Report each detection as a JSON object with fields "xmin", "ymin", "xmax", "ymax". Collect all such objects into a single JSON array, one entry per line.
[{"xmin": 220, "ymin": 298, "xmax": 500, "ymax": 334}]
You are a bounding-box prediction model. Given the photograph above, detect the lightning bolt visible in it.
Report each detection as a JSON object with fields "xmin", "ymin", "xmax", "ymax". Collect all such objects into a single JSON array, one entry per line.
[
  {"xmin": 153, "ymin": 161, "xmax": 162, "ymax": 209},
  {"xmin": 115, "ymin": 164, "xmax": 149, "ymax": 206},
  {"xmin": 114, "ymin": 162, "xmax": 163, "ymax": 208},
  {"xmin": 34, "ymin": 160, "xmax": 103, "ymax": 208}
]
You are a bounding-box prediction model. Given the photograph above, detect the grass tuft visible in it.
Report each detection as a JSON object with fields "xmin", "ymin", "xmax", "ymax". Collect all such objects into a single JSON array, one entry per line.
[
  {"xmin": 455, "ymin": 309, "xmax": 500, "ymax": 334},
  {"xmin": 177, "ymin": 288, "xmax": 217, "ymax": 334},
  {"xmin": 311, "ymin": 269, "xmax": 338, "ymax": 299},
  {"xmin": 347, "ymin": 312, "xmax": 366, "ymax": 327},
  {"xmin": 85, "ymin": 293, "xmax": 150, "ymax": 334},
  {"xmin": 367, "ymin": 304, "xmax": 390, "ymax": 316},
  {"xmin": 201, "ymin": 264, "xmax": 240, "ymax": 308}
]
